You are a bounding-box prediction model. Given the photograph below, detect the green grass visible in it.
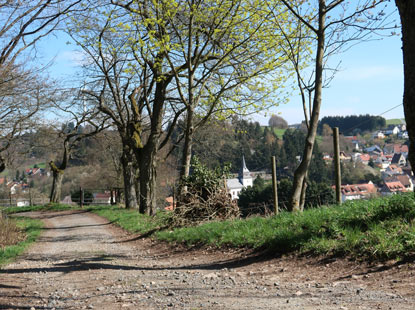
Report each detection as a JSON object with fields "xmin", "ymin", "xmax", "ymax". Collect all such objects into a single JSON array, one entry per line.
[
  {"xmin": 0, "ymin": 169, "xmax": 9, "ymax": 177},
  {"xmin": 4, "ymin": 203, "xmax": 77, "ymax": 215},
  {"xmin": 86, "ymin": 205, "xmax": 169, "ymax": 234},
  {"xmin": 272, "ymin": 128, "xmax": 286, "ymax": 139},
  {"xmin": 30, "ymin": 162, "xmax": 46, "ymax": 169},
  {"xmin": 386, "ymin": 118, "xmax": 405, "ymax": 125},
  {"xmin": 0, "ymin": 217, "xmax": 43, "ymax": 266},
  {"xmin": 81, "ymin": 194, "xmax": 415, "ymax": 261},
  {"xmin": 153, "ymin": 194, "xmax": 415, "ymax": 260}
]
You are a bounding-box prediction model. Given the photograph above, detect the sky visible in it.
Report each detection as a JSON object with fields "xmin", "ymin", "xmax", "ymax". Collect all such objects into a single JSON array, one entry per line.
[
  {"xmin": 38, "ymin": 5, "xmax": 405, "ymax": 126},
  {"xmin": 256, "ymin": 32, "xmax": 405, "ymax": 125}
]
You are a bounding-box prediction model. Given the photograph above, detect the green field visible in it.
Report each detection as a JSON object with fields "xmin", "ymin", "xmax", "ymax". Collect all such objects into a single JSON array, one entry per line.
[
  {"xmin": 29, "ymin": 162, "xmax": 46, "ymax": 169},
  {"xmin": 386, "ymin": 118, "xmax": 405, "ymax": 125}
]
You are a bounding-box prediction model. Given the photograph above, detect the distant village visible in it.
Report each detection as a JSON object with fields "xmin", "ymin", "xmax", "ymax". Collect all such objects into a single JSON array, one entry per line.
[
  {"xmin": 0, "ymin": 122, "xmax": 412, "ymax": 207},
  {"xmin": 327, "ymin": 123, "xmax": 411, "ymax": 202},
  {"xmin": 226, "ymin": 122, "xmax": 412, "ymax": 202}
]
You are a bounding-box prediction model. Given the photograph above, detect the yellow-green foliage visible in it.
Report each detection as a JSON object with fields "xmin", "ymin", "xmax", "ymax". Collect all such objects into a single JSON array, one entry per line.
[{"xmin": 68, "ymin": 0, "xmax": 306, "ymax": 120}]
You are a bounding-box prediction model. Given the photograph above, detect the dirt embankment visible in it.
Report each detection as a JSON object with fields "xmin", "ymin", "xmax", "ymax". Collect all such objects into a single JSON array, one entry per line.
[{"xmin": 1, "ymin": 210, "xmax": 415, "ymax": 309}]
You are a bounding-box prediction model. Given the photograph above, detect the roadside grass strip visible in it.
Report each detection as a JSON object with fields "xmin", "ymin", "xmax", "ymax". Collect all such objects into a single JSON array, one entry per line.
[
  {"xmin": 0, "ymin": 217, "xmax": 43, "ymax": 266},
  {"xmin": 155, "ymin": 194, "xmax": 415, "ymax": 260},
  {"xmin": 4, "ymin": 203, "xmax": 77, "ymax": 215},
  {"xmin": 87, "ymin": 205, "xmax": 168, "ymax": 234}
]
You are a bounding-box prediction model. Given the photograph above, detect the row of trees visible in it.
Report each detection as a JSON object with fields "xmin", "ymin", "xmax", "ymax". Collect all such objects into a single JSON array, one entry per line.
[
  {"xmin": 318, "ymin": 115, "xmax": 387, "ymax": 136},
  {"xmin": 1, "ymin": 1, "xmax": 414, "ymax": 215}
]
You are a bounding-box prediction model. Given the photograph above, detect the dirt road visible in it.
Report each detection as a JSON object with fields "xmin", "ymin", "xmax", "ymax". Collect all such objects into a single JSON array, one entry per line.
[{"xmin": 1, "ymin": 210, "xmax": 415, "ymax": 309}]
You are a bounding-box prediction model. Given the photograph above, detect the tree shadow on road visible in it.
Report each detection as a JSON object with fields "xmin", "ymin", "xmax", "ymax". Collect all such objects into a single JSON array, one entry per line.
[{"xmin": 0, "ymin": 248, "xmax": 281, "ymax": 276}]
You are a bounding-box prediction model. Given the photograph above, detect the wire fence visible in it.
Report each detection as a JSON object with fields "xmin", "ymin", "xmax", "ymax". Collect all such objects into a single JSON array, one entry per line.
[
  {"xmin": 0, "ymin": 197, "xmax": 49, "ymax": 208},
  {"xmin": 66, "ymin": 187, "xmax": 122, "ymax": 206}
]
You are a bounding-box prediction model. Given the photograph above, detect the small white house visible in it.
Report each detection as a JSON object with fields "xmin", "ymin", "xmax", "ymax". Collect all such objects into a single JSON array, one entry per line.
[
  {"xmin": 372, "ymin": 131, "xmax": 385, "ymax": 139},
  {"xmin": 16, "ymin": 200, "xmax": 30, "ymax": 207},
  {"xmin": 385, "ymin": 125, "xmax": 400, "ymax": 136}
]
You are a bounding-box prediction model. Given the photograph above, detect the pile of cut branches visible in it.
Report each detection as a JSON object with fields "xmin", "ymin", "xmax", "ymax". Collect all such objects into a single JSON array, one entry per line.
[{"xmin": 168, "ymin": 157, "xmax": 239, "ymax": 227}]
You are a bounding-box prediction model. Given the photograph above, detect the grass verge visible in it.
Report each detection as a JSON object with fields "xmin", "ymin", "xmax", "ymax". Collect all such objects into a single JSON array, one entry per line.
[
  {"xmin": 0, "ymin": 217, "xmax": 43, "ymax": 266},
  {"xmin": 4, "ymin": 203, "xmax": 78, "ymax": 215},
  {"xmin": 154, "ymin": 194, "xmax": 415, "ymax": 261},
  {"xmin": 86, "ymin": 205, "xmax": 168, "ymax": 234},
  {"xmin": 85, "ymin": 194, "xmax": 415, "ymax": 261}
]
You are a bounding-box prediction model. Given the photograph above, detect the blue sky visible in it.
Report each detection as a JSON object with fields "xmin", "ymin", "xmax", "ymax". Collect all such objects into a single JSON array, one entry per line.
[
  {"xmin": 259, "ymin": 33, "xmax": 405, "ymax": 125},
  {"xmin": 39, "ymin": 7, "xmax": 405, "ymax": 126}
]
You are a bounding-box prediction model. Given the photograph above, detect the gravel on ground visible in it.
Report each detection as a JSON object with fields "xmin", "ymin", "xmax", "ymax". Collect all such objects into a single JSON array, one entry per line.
[{"xmin": 1, "ymin": 210, "xmax": 415, "ymax": 309}]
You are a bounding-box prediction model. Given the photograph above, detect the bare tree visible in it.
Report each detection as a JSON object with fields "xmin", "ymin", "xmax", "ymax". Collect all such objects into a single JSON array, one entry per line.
[
  {"xmin": 275, "ymin": 0, "xmax": 395, "ymax": 211},
  {"xmin": 48, "ymin": 92, "xmax": 108, "ymax": 203},
  {"xmin": 0, "ymin": 0, "xmax": 83, "ymax": 172},
  {"xmin": 67, "ymin": 13, "xmax": 181, "ymax": 211},
  {"xmin": 0, "ymin": 64, "xmax": 54, "ymax": 172}
]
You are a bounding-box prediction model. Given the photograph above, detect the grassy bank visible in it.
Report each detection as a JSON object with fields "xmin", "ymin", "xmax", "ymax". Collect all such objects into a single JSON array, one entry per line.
[
  {"xmin": 0, "ymin": 217, "xmax": 43, "ymax": 266},
  {"xmin": 155, "ymin": 194, "xmax": 415, "ymax": 260}
]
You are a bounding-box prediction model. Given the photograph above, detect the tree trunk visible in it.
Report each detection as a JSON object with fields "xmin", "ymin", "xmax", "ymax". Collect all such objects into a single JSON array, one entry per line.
[
  {"xmin": 121, "ymin": 148, "xmax": 138, "ymax": 209},
  {"xmin": 49, "ymin": 140, "xmax": 70, "ymax": 203},
  {"xmin": 299, "ymin": 173, "xmax": 308, "ymax": 211},
  {"xmin": 0, "ymin": 155, "xmax": 5, "ymax": 174},
  {"xmin": 180, "ymin": 105, "xmax": 195, "ymax": 180},
  {"xmin": 135, "ymin": 79, "xmax": 166, "ymax": 216},
  {"xmin": 396, "ymin": 1, "xmax": 415, "ymax": 177},
  {"xmin": 50, "ymin": 168, "xmax": 64, "ymax": 203},
  {"xmin": 138, "ymin": 146, "xmax": 157, "ymax": 216},
  {"xmin": 290, "ymin": 1, "xmax": 325, "ymax": 212},
  {"xmin": 181, "ymin": 10, "xmax": 195, "ymax": 181}
]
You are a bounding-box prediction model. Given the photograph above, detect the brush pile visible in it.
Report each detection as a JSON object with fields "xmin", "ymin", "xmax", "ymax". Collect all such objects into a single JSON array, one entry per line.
[{"xmin": 169, "ymin": 157, "xmax": 239, "ymax": 227}]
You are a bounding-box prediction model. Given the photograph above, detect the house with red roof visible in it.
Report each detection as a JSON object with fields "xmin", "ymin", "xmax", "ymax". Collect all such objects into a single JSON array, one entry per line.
[
  {"xmin": 381, "ymin": 181, "xmax": 407, "ymax": 195},
  {"xmin": 339, "ymin": 181, "xmax": 378, "ymax": 202}
]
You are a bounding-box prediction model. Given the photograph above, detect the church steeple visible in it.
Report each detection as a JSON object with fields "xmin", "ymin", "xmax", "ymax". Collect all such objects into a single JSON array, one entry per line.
[
  {"xmin": 239, "ymin": 155, "xmax": 252, "ymax": 187},
  {"xmin": 241, "ymin": 155, "xmax": 249, "ymax": 174}
]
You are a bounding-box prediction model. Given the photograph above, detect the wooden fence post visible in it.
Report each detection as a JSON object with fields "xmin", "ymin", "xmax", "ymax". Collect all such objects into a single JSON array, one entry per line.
[
  {"xmin": 80, "ymin": 187, "xmax": 84, "ymax": 208},
  {"xmin": 110, "ymin": 189, "xmax": 115, "ymax": 205},
  {"xmin": 333, "ymin": 127, "xmax": 342, "ymax": 204},
  {"xmin": 271, "ymin": 156, "xmax": 279, "ymax": 214}
]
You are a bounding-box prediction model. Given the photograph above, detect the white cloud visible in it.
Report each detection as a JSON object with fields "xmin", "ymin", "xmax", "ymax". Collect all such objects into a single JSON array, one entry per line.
[{"xmin": 56, "ymin": 50, "xmax": 87, "ymax": 67}]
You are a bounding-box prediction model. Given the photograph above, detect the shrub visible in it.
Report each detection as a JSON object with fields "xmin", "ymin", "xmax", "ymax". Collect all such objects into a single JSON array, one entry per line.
[
  {"xmin": 172, "ymin": 157, "xmax": 239, "ymax": 226},
  {"xmin": 71, "ymin": 189, "xmax": 94, "ymax": 205},
  {"xmin": 238, "ymin": 178, "xmax": 335, "ymax": 216}
]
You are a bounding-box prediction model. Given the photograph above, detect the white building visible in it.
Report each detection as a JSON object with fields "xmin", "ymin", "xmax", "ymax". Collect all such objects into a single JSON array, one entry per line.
[{"xmin": 226, "ymin": 156, "xmax": 253, "ymax": 200}]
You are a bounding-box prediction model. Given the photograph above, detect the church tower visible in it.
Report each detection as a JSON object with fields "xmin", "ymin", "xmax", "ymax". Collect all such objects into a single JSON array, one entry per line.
[{"xmin": 239, "ymin": 155, "xmax": 253, "ymax": 187}]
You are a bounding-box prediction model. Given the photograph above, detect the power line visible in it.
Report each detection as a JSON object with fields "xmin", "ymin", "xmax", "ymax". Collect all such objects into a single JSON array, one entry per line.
[{"xmin": 336, "ymin": 103, "xmax": 403, "ymax": 135}]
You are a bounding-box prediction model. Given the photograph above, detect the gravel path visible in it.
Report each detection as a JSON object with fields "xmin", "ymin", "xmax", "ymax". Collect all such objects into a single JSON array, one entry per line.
[{"xmin": 1, "ymin": 210, "xmax": 415, "ymax": 309}]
